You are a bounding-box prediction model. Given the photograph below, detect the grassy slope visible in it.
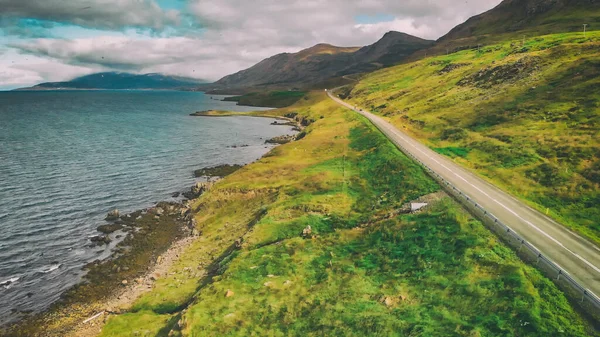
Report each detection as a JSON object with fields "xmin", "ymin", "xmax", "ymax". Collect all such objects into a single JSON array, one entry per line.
[
  {"xmin": 347, "ymin": 31, "xmax": 600, "ymax": 244},
  {"xmin": 99, "ymin": 93, "xmax": 590, "ymax": 336},
  {"xmin": 223, "ymin": 91, "xmax": 307, "ymax": 108}
]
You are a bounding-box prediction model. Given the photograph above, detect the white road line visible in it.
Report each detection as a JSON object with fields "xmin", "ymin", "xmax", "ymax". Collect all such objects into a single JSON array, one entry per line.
[{"xmin": 332, "ymin": 94, "xmax": 600, "ymax": 275}]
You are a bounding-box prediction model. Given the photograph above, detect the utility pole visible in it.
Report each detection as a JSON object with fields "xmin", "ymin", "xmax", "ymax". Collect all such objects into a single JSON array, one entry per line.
[{"xmin": 583, "ymin": 24, "xmax": 588, "ymax": 38}]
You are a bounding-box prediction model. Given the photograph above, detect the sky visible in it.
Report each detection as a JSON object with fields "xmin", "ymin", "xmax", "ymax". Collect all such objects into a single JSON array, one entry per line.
[{"xmin": 0, "ymin": 0, "xmax": 503, "ymax": 90}]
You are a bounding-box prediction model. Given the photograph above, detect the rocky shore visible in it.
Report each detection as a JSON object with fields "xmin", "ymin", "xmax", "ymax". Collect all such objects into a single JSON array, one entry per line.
[
  {"xmin": 2, "ymin": 173, "xmax": 231, "ymax": 337},
  {"xmin": 193, "ymin": 164, "xmax": 242, "ymax": 178},
  {"xmin": 1, "ymin": 111, "xmax": 301, "ymax": 337}
]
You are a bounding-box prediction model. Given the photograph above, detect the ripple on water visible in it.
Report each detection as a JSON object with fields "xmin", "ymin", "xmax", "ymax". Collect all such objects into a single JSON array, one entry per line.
[{"xmin": 0, "ymin": 90, "xmax": 292, "ymax": 325}]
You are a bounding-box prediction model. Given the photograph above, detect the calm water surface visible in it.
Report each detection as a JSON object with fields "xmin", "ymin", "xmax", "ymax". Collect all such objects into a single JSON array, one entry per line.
[{"xmin": 0, "ymin": 90, "xmax": 293, "ymax": 324}]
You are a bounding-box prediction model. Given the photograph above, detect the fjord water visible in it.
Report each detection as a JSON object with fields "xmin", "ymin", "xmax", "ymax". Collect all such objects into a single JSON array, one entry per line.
[{"xmin": 0, "ymin": 90, "xmax": 292, "ymax": 324}]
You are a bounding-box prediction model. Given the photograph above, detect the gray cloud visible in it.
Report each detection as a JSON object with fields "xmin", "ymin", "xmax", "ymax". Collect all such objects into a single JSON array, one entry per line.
[
  {"xmin": 2, "ymin": 0, "xmax": 503, "ymax": 88},
  {"xmin": 0, "ymin": 0, "xmax": 179, "ymax": 32},
  {"xmin": 9, "ymin": 35, "xmax": 292, "ymax": 80}
]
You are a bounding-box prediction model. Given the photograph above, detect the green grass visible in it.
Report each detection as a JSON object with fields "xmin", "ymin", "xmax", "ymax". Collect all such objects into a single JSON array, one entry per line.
[
  {"xmin": 99, "ymin": 93, "xmax": 591, "ymax": 336},
  {"xmin": 348, "ymin": 31, "xmax": 600, "ymax": 244},
  {"xmin": 99, "ymin": 311, "xmax": 176, "ymax": 337},
  {"xmin": 182, "ymin": 200, "xmax": 588, "ymax": 336},
  {"xmin": 432, "ymin": 147, "xmax": 470, "ymax": 158}
]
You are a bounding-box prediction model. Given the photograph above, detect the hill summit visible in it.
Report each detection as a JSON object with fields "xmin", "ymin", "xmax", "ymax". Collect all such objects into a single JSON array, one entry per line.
[{"xmin": 215, "ymin": 31, "xmax": 434, "ymax": 89}]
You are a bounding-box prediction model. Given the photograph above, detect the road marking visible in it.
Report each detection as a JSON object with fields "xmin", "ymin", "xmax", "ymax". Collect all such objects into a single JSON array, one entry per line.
[{"xmin": 329, "ymin": 94, "xmax": 600, "ymax": 276}]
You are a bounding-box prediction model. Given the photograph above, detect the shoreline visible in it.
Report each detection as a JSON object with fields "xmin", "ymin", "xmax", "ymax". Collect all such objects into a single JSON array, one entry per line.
[
  {"xmin": 3, "ymin": 194, "xmax": 198, "ymax": 336},
  {"xmin": 66, "ymin": 233, "xmax": 198, "ymax": 337},
  {"xmin": 1, "ymin": 114, "xmax": 300, "ymax": 336}
]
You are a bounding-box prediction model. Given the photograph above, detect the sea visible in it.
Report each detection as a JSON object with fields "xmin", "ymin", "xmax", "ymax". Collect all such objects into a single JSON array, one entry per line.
[{"xmin": 0, "ymin": 90, "xmax": 294, "ymax": 325}]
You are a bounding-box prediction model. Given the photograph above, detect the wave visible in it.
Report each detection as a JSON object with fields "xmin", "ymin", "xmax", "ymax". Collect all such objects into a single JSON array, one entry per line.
[
  {"xmin": 42, "ymin": 264, "xmax": 61, "ymax": 274},
  {"xmin": 1, "ymin": 277, "xmax": 20, "ymax": 289}
]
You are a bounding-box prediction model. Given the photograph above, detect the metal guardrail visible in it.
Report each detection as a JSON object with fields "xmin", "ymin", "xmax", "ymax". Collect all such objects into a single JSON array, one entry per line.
[{"xmin": 357, "ymin": 107, "xmax": 600, "ymax": 320}]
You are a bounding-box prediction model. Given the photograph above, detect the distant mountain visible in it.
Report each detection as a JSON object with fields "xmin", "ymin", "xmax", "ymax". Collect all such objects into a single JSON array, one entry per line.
[
  {"xmin": 16, "ymin": 72, "xmax": 205, "ymax": 91},
  {"xmin": 438, "ymin": 0, "xmax": 600, "ymax": 43},
  {"xmin": 214, "ymin": 31, "xmax": 434, "ymax": 89}
]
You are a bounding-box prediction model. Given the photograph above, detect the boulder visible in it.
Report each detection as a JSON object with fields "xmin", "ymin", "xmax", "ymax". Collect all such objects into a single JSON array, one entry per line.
[
  {"xmin": 380, "ymin": 296, "xmax": 395, "ymax": 307},
  {"xmin": 105, "ymin": 209, "xmax": 120, "ymax": 221},
  {"xmin": 90, "ymin": 235, "xmax": 111, "ymax": 245},
  {"xmin": 302, "ymin": 225, "xmax": 312, "ymax": 237},
  {"xmin": 225, "ymin": 289, "xmax": 234, "ymax": 298},
  {"xmin": 97, "ymin": 223, "xmax": 123, "ymax": 234}
]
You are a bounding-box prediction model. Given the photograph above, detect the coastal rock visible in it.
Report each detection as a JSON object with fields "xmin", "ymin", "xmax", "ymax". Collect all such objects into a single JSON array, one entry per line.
[
  {"xmin": 97, "ymin": 223, "xmax": 123, "ymax": 234},
  {"xmin": 265, "ymin": 135, "xmax": 294, "ymax": 145},
  {"xmin": 194, "ymin": 164, "xmax": 242, "ymax": 178},
  {"xmin": 105, "ymin": 209, "xmax": 120, "ymax": 221},
  {"xmin": 90, "ymin": 235, "xmax": 111, "ymax": 245},
  {"xmin": 172, "ymin": 192, "xmax": 181, "ymax": 198},
  {"xmin": 183, "ymin": 182, "xmax": 208, "ymax": 199}
]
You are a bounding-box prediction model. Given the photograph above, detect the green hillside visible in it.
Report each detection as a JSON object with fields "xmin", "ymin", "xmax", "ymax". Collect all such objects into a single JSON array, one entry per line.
[
  {"xmin": 345, "ymin": 31, "xmax": 600, "ymax": 244},
  {"xmin": 95, "ymin": 94, "xmax": 590, "ymax": 336}
]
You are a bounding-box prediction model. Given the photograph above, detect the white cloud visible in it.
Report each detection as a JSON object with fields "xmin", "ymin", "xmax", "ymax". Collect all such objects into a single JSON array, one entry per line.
[{"xmin": 1, "ymin": 0, "xmax": 504, "ymax": 89}]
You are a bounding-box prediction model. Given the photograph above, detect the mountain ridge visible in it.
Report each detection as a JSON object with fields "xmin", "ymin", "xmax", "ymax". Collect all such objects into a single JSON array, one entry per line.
[
  {"xmin": 15, "ymin": 72, "xmax": 206, "ymax": 91},
  {"xmin": 214, "ymin": 31, "xmax": 434, "ymax": 89}
]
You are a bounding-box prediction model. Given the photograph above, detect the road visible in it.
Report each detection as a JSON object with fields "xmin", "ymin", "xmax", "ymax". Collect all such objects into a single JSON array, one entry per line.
[{"xmin": 327, "ymin": 90, "xmax": 600, "ymax": 297}]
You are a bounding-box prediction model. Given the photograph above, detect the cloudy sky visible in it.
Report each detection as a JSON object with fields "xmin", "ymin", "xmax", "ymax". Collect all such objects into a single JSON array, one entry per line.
[{"xmin": 0, "ymin": 0, "xmax": 502, "ymax": 90}]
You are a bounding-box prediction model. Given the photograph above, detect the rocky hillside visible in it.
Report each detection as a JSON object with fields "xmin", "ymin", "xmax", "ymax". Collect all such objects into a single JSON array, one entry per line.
[
  {"xmin": 17, "ymin": 72, "xmax": 205, "ymax": 91},
  {"xmin": 434, "ymin": 0, "xmax": 599, "ymax": 49},
  {"xmin": 215, "ymin": 31, "xmax": 433, "ymax": 89}
]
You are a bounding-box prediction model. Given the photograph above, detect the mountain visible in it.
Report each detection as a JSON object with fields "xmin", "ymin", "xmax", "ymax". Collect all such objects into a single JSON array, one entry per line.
[
  {"xmin": 349, "ymin": 31, "xmax": 435, "ymax": 69},
  {"xmin": 214, "ymin": 31, "xmax": 434, "ymax": 89},
  {"xmin": 16, "ymin": 72, "xmax": 205, "ymax": 91},
  {"xmin": 213, "ymin": 44, "xmax": 360, "ymax": 89},
  {"xmin": 438, "ymin": 0, "xmax": 599, "ymax": 44}
]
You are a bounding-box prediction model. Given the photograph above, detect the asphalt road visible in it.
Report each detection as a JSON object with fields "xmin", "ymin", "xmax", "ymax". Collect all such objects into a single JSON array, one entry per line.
[{"xmin": 327, "ymin": 90, "xmax": 600, "ymax": 297}]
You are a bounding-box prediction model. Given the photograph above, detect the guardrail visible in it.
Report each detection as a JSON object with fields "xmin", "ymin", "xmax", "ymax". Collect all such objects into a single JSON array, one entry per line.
[{"xmin": 352, "ymin": 103, "xmax": 600, "ymax": 320}]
